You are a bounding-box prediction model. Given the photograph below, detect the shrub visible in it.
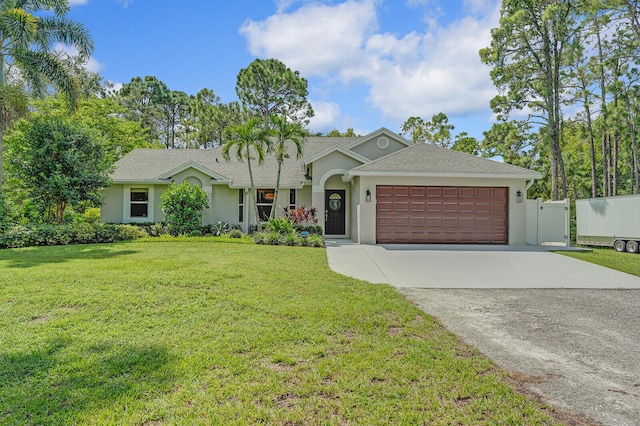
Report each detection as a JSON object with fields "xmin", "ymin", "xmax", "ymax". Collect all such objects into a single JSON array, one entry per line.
[
  {"xmin": 212, "ymin": 221, "xmax": 229, "ymax": 236},
  {"xmin": 264, "ymin": 217, "xmax": 295, "ymax": 235},
  {"xmin": 228, "ymin": 229, "xmax": 243, "ymax": 239},
  {"xmin": 159, "ymin": 182, "xmax": 209, "ymax": 236},
  {"xmin": 266, "ymin": 232, "xmax": 282, "ymax": 245},
  {"xmin": 294, "ymin": 225, "xmax": 323, "ymax": 235},
  {"xmin": 84, "ymin": 208, "xmax": 101, "ymax": 223},
  {"xmin": 283, "ymin": 205, "xmax": 319, "ymax": 225},
  {"xmin": 189, "ymin": 229, "xmax": 203, "ymax": 237},
  {"xmin": 284, "ymin": 233, "xmax": 300, "ymax": 246},
  {"xmin": 304, "ymin": 234, "xmax": 325, "ymax": 247},
  {"xmin": 0, "ymin": 223, "xmax": 147, "ymax": 249},
  {"xmin": 252, "ymin": 232, "xmax": 266, "ymax": 244},
  {"xmin": 148, "ymin": 223, "xmax": 169, "ymax": 237}
]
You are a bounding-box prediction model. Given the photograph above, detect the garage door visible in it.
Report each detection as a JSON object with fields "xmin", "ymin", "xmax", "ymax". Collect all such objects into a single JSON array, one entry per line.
[{"xmin": 376, "ymin": 186, "xmax": 508, "ymax": 244}]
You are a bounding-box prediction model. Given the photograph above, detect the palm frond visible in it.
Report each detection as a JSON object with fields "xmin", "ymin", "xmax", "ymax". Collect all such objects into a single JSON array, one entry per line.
[
  {"xmin": 13, "ymin": 48, "xmax": 79, "ymax": 109},
  {"xmin": 0, "ymin": 8, "xmax": 37, "ymax": 52},
  {"xmin": 36, "ymin": 16, "xmax": 93, "ymax": 58}
]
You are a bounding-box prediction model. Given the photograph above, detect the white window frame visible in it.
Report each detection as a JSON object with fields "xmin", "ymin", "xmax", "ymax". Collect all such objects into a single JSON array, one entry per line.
[{"xmin": 123, "ymin": 185, "xmax": 155, "ymax": 223}]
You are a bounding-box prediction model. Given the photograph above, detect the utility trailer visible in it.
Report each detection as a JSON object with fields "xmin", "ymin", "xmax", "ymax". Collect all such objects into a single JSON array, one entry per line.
[{"xmin": 576, "ymin": 194, "xmax": 640, "ymax": 253}]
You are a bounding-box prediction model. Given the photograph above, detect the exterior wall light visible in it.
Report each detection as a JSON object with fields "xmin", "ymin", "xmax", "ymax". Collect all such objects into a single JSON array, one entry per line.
[
  {"xmin": 366, "ymin": 189, "xmax": 372, "ymax": 202},
  {"xmin": 516, "ymin": 190, "xmax": 523, "ymax": 203}
]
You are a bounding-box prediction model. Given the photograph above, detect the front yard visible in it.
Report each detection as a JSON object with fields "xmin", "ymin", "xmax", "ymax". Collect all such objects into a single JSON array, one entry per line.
[{"xmin": 0, "ymin": 240, "xmax": 562, "ymax": 425}]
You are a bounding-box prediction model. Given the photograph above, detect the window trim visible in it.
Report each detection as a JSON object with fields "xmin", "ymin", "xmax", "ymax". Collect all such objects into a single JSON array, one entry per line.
[
  {"xmin": 238, "ymin": 189, "xmax": 244, "ymax": 223},
  {"xmin": 123, "ymin": 185, "xmax": 154, "ymax": 223}
]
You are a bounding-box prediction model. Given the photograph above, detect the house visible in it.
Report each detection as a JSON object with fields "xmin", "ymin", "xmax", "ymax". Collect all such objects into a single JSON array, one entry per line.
[{"xmin": 101, "ymin": 128, "xmax": 541, "ymax": 245}]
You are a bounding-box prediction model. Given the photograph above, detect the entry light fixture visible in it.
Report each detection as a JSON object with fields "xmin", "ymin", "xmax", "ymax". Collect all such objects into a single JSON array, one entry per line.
[
  {"xmin": 366, "ymin": 189, "xmax": 371, "ymax": 202},
  {"xmin": 516, "ymin": 190, "xmax": 523, "ymax": 203}
]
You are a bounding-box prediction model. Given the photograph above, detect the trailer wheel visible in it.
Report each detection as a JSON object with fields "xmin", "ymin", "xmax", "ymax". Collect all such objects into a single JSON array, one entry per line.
[
  {"xmin": 614, "ymin": 240, "xmax": 627, "ymax": 252},
  {"xmin": 626, "ymin": 240, "xmax": 639, "ymax": 253}
]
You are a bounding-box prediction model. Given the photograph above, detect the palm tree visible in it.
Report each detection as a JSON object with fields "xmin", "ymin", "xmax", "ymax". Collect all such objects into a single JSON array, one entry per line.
[
  {"xmin": 269, "ymin": 114, "xmax": 306, "ymax": 219},
  {"xmin": 222, "ymin": 117, "xmax": 271, "ymax": 230},
  {"xmin": 0, "ymin": 0, "xmax": 94, "ymax": 189}
]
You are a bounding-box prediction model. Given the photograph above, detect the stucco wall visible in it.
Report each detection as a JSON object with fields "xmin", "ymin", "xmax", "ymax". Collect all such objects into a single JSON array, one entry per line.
[
  {"xmin": 355, "ymin": 176, "xmax": 529, "ymax": 245},
  {"xmin": 100, "ymin": 185, "xmax": 124, "ymax": 223},
  {"xmin": 350, "ymin": 136, "xmax": 407, "ymax": 161},
  {"xmin": 311, "ymin": 152, "xmax": 362, "ymax": 190},
  {"xmin": 212, "ymin": 186, "xmax": 240, "ymax": 227}
]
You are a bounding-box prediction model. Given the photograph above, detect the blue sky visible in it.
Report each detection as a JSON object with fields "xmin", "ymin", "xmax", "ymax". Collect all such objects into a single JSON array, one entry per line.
[{"xmin": 66, "ymin": 0, "xmax": 502, "ymax": 138}]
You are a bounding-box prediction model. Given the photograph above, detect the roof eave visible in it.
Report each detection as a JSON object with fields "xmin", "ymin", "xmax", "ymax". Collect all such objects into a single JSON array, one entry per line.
[{"xmin": 347, "ymin": 171, "xmax": 542, "ymax": 180}]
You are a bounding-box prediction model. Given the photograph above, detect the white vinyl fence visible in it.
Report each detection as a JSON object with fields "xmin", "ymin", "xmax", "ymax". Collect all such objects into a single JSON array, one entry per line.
[{"xmin": 526, "ymin": 198, "xmax": 570, "ymax": 246}]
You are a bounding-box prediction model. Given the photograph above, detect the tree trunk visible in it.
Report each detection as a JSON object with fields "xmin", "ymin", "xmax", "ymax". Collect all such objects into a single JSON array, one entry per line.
[
  {"xmin": 625, "ymin": 97, "xmax": 639, "ymax": 193},
  {"xmin": 246, "ymin": 154, "xmax": 262, "ymax": 232},
  {"xmin": 613, "ymin": 130, "xmax": 619, "ymax": 195},
  {"xmin": 579, "ymin": 72, "xmax": 598, "ymax": 197},
  {"xmin": 0, "ymin": 125, "xmax": 3, "ymax": 190},
  {"xmin": 596, "ymin": 28, "xmax": 610, "ymax": 196},
  {"xmin": 270, "ymin": 160, "xmax": 283, "ymax": 219}
]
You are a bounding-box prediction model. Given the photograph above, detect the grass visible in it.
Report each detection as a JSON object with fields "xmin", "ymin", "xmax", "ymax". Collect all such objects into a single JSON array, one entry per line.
[
  {"xmin": 559, "ymin": 247, "xmax": 640, "ymax": 277},
  {"xmin": 0, "ymin": 240, "xmax": 563, "ymax": 425}
]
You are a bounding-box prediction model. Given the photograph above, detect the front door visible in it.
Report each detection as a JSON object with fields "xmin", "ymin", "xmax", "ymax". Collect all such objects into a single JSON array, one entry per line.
[{"xmin": 325, "ymin": 190, "xmax": 346, "ymax": 235}]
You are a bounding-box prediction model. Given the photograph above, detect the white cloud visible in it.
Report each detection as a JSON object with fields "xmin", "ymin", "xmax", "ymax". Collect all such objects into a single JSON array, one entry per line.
[
  {"xmin": 241, "ymin": 0, "xmax": 501, "ymax": 126},
  {"xmin": 68, "ymin": 0, "xmax": 88, "ymax": 5},
  {"xmin": 240, "ymin": 0, "xmax": 377, "ymax": 76},
  {"xmin": 54, "ymin": 43, "xmax": 104, "ymax": 73},
  {"xmin": 308, "ymin": 101, "xmax": 341, "ymax": 133}
]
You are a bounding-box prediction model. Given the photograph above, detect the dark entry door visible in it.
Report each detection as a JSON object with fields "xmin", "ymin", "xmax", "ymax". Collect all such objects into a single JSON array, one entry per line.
[{"xmin": 325, "ymin": 190, "xmax": 346, "ymax": 235}]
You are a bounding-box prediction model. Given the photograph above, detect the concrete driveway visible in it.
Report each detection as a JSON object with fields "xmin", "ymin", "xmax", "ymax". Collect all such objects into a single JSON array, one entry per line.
[
  {"xmin": 325, "ymin": 240, "xmax": 640, "ymax": 289},
  {"xmin": 326, "ymin": 241, "xmax": 640, "ymax": 425}
]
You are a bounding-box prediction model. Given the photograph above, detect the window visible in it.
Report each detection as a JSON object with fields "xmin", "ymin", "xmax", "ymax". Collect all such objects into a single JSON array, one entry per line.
[
  {"xmin": 238, "ymin": 189, "xmax": 244, "ymax": 223},
  {"xmin": 289, "ymin": 189, "xmax": 296, "ymax": 210},
  {"xmin": 130, "ymin": 189, "xmax": 148, "ymax": 218},
  {"xmin": 256, "ymin": 189, "xmax": 275, "ymax": 221}
]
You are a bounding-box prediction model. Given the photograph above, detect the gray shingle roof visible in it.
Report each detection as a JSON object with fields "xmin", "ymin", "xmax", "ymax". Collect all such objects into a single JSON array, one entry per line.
[
  {"xmin": 111, "ymin": 134, "xmax": 540, "ymax": 187},
  {"xmin": 350, "ymin": 143, "xmax": 541, "ymax": 178},
  {"xmin": 111, "ymin": 137, "xmax": 357, "ymax": 187}
]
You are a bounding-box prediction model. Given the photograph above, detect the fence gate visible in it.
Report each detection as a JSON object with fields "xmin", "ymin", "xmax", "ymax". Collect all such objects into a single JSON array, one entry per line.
[{"xmin": 526, "ymin": 198, "xmax": 570, "ymax": 246}]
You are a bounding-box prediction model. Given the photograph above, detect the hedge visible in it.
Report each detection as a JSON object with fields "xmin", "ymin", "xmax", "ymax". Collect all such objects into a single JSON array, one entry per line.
[{"xmin": 0, "ymin": 223, "xmax": 148, "ymax": 249}]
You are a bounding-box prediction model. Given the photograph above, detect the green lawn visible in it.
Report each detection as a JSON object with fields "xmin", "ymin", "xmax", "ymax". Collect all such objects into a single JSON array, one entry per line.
[
  {"xmin": 559, "ymin": 247, "xmax": 640, "ymax": 277},
  {"xmin": 0, "ymin": 240, "xmax": 562, "ymax": 425}
]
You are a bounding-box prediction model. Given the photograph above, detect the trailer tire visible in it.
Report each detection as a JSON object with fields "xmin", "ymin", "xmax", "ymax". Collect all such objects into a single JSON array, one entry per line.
[
  {"xmin": 626, "ymin": 240, "xmax": 639, "ymax": 253},
  {"xmin": 614, "ymin": 240, "xmax": 627, "ymax": 252}
]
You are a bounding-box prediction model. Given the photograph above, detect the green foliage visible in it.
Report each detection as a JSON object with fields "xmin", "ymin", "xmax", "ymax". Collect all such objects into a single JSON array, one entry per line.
[
  {"xmin": 294, "ymin": 225, "xmax": 323, "ymax": 235},
  {"xmin": 182, "ymin": 89, "xmax": 249, "ymax": 148},
  {"xmin": 31, "ymin": 96, "xmax": 155, "ymax": 162},
  {"xmin": 5, "ymin": 115, "xmax": 112, "ymax": 222},
  {"xmin": 252, "ymin": 227, "xmax": 325, "ymax": 247},
  {"xmin": 305, "ymin": 233, "xmax": 325, "ymax": 247},
  {"xmin": 84, "ymin": 208, "xmax": 101, "ymax": 223},
  {"xmin": 0, "ymin": 191, "xmax": 9, "ymax": 231},
  {"xmin": 264, "ymin": 217, "xmax": 296, "ymax": 235},
  {"xmin": 401, "ymin": 113, "xmax": 480, "ymax": 154},
  {"xmin": 227, "ymin": 229, "xmax": 243, "ymax": 238},
  {"xmin": 189, "ymin": 229, "xmax": 203, "ymax": 237},
  {"xmin": 222, "ymin": 117, "xmax": 271, "ymax": 229},
  {"xmin": 269, "ymin": 114, "xmax": 307, "ymax": 218},
  {"xmin": 326, "ymin": 128, "xmax": 359, "ymax": 137},
  {"xmin": 212, "ymin": 221, "xmax": 229, "ymax": 236},
  {"xmin": 236, "ymin": 58, "xmax": 314, "ymax": 126},
  {"xmin": 159, "ymin": 182, "xmax": 209, "ymax": 236},
  {"xmin": 116, "ymin": 76, "xmax": 191, "ymax": 149},
  {"xmin": 0, "ymin": 223, "xmax": 147, "ymax": 249},
  {"xmin": 148, "ymin": 222, "xmax": 170, "ymax": 237}
]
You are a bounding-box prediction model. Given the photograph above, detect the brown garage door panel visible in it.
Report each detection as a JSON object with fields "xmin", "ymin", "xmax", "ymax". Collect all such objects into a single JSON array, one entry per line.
[{"xmin": 376, "ymin": 185, "xmax": 508, "ymax": 244}]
